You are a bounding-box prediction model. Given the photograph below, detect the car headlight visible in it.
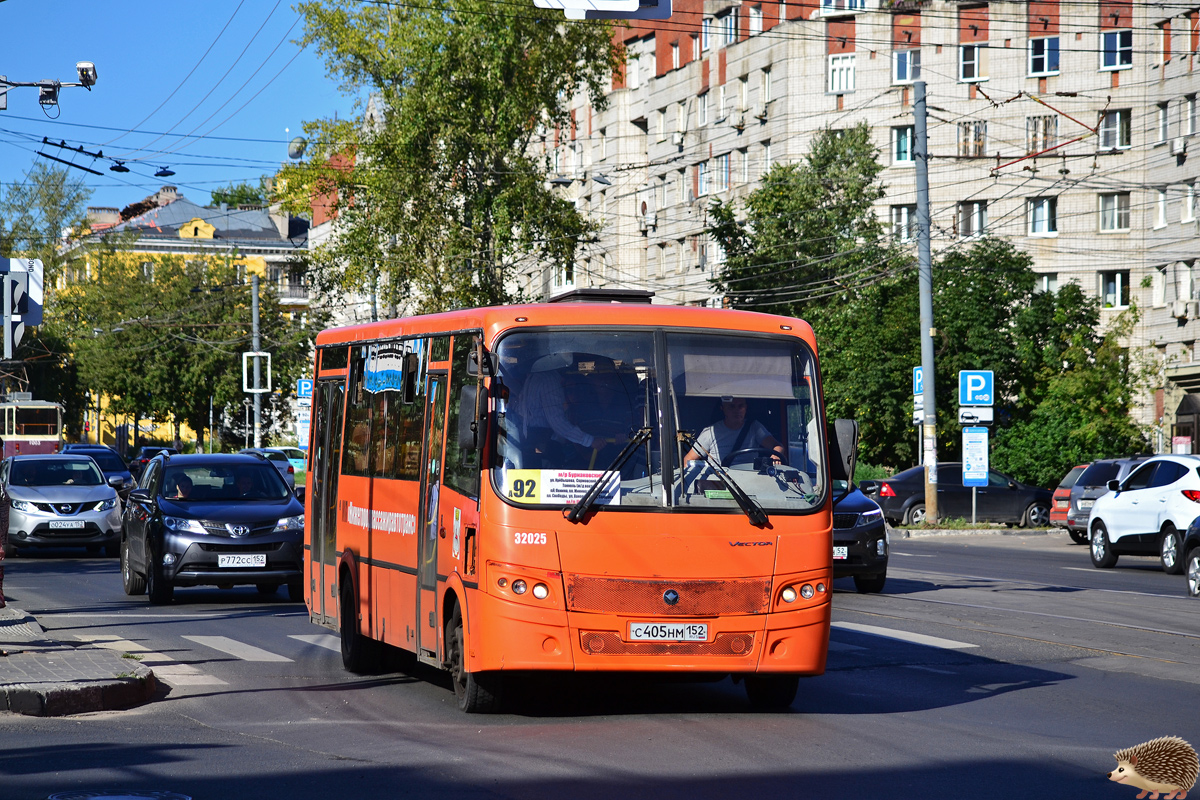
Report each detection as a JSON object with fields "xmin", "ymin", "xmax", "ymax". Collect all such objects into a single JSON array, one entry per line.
[
  {"xmin": 274, "ymin": 515, "xmax": 304, "ymax": 532},
  {"xmin": 94, "ymin": 498, "xmax": 117, "ymax": 512},
  {"xmin": 163, "ymin": 516, "xmax": 207, "ymax": 535},
  {"xmin": 10, "ymin": 499, "xmax": 34, "ymax": 512},
  {"xmin": 858, "ymin": 508, "xmax": 883, "ymax": 524}
]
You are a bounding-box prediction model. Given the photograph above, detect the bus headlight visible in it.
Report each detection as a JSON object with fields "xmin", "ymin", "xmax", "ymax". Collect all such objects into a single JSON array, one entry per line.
[
  {"xmin": 532, "ymin": 583, "xmax": 549, "ymax": 600},
  {"xmin": 800, "ymin": 584, "xmax": 815, "ymax": 599},
  {"xmin": 512, "ymin": 579, "xmax": 527, "ymax": 595},
  {"xmin": 781, "ymin": 586, "xmax": 797, "ymax": 603}
]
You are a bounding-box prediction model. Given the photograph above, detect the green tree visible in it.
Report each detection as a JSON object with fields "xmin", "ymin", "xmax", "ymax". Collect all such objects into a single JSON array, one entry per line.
[
  {"xmin": 708, "ymin": 123, "xmax": 904, "ymax": 317},
  {"xmin": 276, "ymin": 0, "xmax": 621, "ymax": 312},
  {"xmin": 210, "ymin": 177, "xmax": 271, "ymax": 208}
]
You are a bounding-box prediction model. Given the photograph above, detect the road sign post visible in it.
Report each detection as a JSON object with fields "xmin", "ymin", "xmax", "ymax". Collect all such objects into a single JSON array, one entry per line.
[
  {"xmin": 962, "ymin": 427, "xmax": 989, "ymax": 525},
  {"xmin": 958, "ymin": 370, "xmax": 994, "ymax": 407}
]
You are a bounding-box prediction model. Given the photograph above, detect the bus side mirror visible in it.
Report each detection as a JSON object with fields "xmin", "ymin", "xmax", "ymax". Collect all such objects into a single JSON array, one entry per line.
[
  {"xmin": 457, "ymin": 385, "xmax": 480, "ymax": 451},
  {"xmin": 467, "ymin": 349, "xmax": 497, "ymax": 377},
  {"xmin": 828, "ymin": 418, "xmax": 859, "ymax": 484}
]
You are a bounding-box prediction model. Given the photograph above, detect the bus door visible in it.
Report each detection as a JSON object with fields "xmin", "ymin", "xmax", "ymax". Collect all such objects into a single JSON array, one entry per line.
[
  {"xmin": 310, "ymin": 378, "xmax": 345, "ymax": 625},
  {"xmin": 416, "ymin": 370, "xmax": 448, "ymax": 661}
]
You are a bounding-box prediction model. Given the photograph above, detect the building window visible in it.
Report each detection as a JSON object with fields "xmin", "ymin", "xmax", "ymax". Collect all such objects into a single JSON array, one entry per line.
[
  {"xmin": 892, "ymin": 125, "xmax": 914, "ymax": 164},
  {"xmin": 718, "ymin": 10, "xmax": 738, "ymax": 47},
  {"xmin": 1158, "ymin": 102, "xmax": 1170, "ymax": 143},
  {"xmin": 628, "ymin": 53, "xmax": 640, "ymax": 89},
  {"xmin": 698, "ymin": 92, "xmax": 709, "ymax": 126},
  {"xmin": 762, "ymin": 67, "xmax": 772, "ymax": 104},
  {"xmin": 702, "ymin": 18, "xmax": 713, "ymax": 51},
  {"xmin": 958, "ymin": 121, "xmax": 987, "ymax": 157},
  {"xmin": 1156, "ymin": 188, "xmax": 1169, "ymax": 227},
  {"xmin": 1029, "ymin": 36, "xmax": 1060, "ymax": 75},
  {"xmin": 715, "ymin": 153, "xmax": 730, "ymax": 192},
  {"xmin": 698, "ymin": 161, "xmax": 708, "ymax": 196},
  {"xmin": 1187, "ymin": 95, "xmax": 1198, "ymax": 136},
  {"xmin": 656, "ymin": 108, "xmax": 667, "ymax": 141},
  {"xmin": 739, "ymin": 76, "xmax": 749, "ymax": 112},
  {"xmin": 598, "ymin": 128, "xmax": 607, "ymax": 160},
  {"xmin": 672, "ymin": 42, "xmax": 680, "ymax": 70},
  {"xmin": 762, "ymin": 140, "xmax": 772, "ymax": 177},
  {"xmin": 692, "ymin": 35, "xmax": 700, "ymax": 61},
  {"xmin": 1184, "ymin": 183, "xmax": 1196, "ymax": 223},
  {"xmin": 718, "ymin": 85, "xmax": 727, "ymax": 119},
  {"xmin": 676, "ymin": 101, "xmax": 686, "ymax": 134},
  {"xmin": 1099, "ymin": 109, "xmax": 1132, "ymax": 149},
  {"xmin": 960, "ymin": 44, "xmax": 985, "ymax": 81},
  {"xmin": 1037, "ymin": 273, "xmax": 1059, "ymax": 293},
  {"xmin": 1099, "ymin": 192, "xmax": 1131, "ymax": 231},
  {"xmin": 749, "ymin": 5, "xmax": 763, "ymax": 35},
  {"xmin": 1028, "ymin": 196, "xmax": 1058, "ymax": 235},
  {"xmin": 1101, "ymin": 29, "xmax": 1133, "ymax": 70},
  {"xmin": 891, "ymin": 205, "xmax": 917, "ymax": 242},
  {"xmin": 959, "ymin": 200, "xmax": 987, "ymax": 238},
  {"xmin": 828, "ymin": 54, "xmax": 856, "ymax": 93},
  {"xmin": 894, "ymin": 48, "xmax": 921, "ymax": 83},
  {"xmin": 739, "ymin": 148, "xmax": 749, "ymax": 183},
  {"xmin": 821, "ymin": 0, "xmax": 864, "ymax": 11},
  {"xmin": 1100, "ymin": 270, "xmax": 1131, "ymax": 308},
  {"xmin": 1027, "ymin": 115, "xmax": 1058, "ymax": 153}
]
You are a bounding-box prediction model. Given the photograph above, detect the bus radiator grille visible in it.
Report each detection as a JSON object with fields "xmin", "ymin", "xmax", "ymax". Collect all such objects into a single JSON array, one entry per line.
[
  {"xmin": 565, "ymin": 576, "xmax": 771, "ymax": 615},
  {"xmin": 579, "ymin": 631, "xmax": 755, "ymax": 656}
]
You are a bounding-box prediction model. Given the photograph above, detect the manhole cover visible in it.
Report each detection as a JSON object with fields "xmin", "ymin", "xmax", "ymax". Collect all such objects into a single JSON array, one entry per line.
[{"xmin": 49, "ymin": 793, "xmax": 191, "ymax": 800}]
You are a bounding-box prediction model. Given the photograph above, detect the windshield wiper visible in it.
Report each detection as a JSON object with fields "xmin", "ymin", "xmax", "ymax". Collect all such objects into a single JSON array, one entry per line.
[
  {"xmin": 565, "ymin": 427, "xmax": 653, "ymax": 523},
  {"xmin": 677, "ymin": 430, "xmax": 770, "ymax": 527}
]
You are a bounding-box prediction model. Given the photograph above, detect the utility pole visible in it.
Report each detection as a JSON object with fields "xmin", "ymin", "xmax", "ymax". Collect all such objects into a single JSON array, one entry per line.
[
  {"xmin": 915, "ymin": 80, "xmax": 938, "ymax": 524},
  {"xmin": 252, "ymin": 275, "xmax": 262, "ymax": 448}
]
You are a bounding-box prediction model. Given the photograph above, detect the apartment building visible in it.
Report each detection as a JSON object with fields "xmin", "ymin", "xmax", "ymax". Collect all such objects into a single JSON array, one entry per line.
[{"xmin": 535, "ymin": 0, "xmax": 1200, "ymax": 449}]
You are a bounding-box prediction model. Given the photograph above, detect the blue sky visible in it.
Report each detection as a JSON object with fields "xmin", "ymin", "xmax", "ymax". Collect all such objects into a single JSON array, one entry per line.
[{"xmin": 0, "ymin": 1, "xmax": 361, "ymax": 213}]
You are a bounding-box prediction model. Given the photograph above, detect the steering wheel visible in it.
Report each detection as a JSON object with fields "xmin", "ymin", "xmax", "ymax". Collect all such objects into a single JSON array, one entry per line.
[{"xmin": 722, "ymin": 447, "xmax": 787, "ymax": 470}]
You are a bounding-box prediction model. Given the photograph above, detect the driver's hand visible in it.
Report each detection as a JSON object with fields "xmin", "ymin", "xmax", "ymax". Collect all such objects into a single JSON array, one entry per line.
[
  {"xmin": 591, "ymin": 436, "xmax": 606, "ymax": 450},
  {"xmin": 769, "ymin": 453, "xmax": 782, "ymax": 464}
]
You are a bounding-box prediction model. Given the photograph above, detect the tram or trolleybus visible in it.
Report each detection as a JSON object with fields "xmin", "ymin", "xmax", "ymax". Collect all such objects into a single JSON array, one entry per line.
[
  {"xmin": 0, "ymin": 399, "xmax": 64, "ymax": 458},
  {"xmin": 304, "ymin": 291, "xmax": 856, "ymax": 712}
]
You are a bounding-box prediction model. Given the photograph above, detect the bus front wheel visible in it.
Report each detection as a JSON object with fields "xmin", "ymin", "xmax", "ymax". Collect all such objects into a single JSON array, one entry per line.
[
  {"xmin": 744, "ymin": 674, "xmax": 799, "ymax": 711},
  {"xmin": 446, "ymin": 605, "xmax": 502, "ymax": 713}
]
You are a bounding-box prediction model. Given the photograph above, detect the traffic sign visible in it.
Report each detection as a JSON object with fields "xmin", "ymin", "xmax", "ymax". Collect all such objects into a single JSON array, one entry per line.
[
  {"xmin": 297, "ymin": 378, "xmax": 313, "ymax": 398},
  {"xmin": 912, "ymin": 366, "xmax": 923, "ymax": 396},
  {"xmin": 962, "ymin": 427, "xmax": 989, "ymax": 487},
  {"xmin": 958, "ymin": 406, "xmax": 993, "ymax": 425},
  {"xmin": 958, "ymin": 370, "xmax": 994, "ymax": 406}
]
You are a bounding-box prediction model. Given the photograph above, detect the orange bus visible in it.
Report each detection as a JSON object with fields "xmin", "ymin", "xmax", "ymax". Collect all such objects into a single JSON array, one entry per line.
[{"xmin": 304, "ymin": 292, "xmax": 854, "ymax": 712}]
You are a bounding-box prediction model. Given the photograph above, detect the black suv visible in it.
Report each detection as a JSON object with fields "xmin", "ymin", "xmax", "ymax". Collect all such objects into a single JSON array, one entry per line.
[
  {"xmin": 831, "ymin": 481, "xmax": 888, "ymax": 593},
  {"xmin": 120, "ymin": 453, "xmax": 305, "ymax": 604}
]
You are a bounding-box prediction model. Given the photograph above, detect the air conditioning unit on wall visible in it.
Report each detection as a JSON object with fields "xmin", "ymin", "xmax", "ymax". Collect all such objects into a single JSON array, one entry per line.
[{"xmin": 1172, "ymin": 137, "xmax": 1188, "ymax": 156}]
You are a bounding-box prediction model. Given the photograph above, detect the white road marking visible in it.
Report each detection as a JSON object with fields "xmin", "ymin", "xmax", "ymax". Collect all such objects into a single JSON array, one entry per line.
[
  {"xmin": 827, "ymin": 641, "xmax": 866, "ymax": 652},
  {"xmin": 289, "ymin": 634, "xmax": 341, "ymax": 652},
  {"xmin": 903, "ymin": 665, "xmax": 958, "ymax": 675},
  {"xmin": 831, "ymin": 621, "xmax": 979, "ymax": 650},
  {"xmin": 182, "ymin": 635, "xmax": 293, "ymax": 662},
  {"xmin": 890, "ymin": 552, "xmax": 934, "ymax": 558},
  {"xmin": 76, "ymin": 635, "xmax": 227, "ymax": 686}
]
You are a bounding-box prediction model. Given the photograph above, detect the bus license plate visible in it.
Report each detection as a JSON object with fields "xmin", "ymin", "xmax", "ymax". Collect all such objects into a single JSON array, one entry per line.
[
  {"xmin": 833, "ymin": 546, "xmax": 848, "ymax": 560},
  {"xmin": 48, "ymin": 520, "xmax": 84, "ymax": 529},
  {"xmin": 628, "ymin": 622, "xmax": 708, "ymax": 642},
  {"xmin": 218, "ymin": 554, "xmax": 266, "ymax": 568}
]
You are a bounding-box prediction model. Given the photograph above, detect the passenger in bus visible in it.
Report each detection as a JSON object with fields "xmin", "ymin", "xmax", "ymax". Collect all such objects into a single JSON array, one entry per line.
[
  {"xmin": 683, "ymin": 397, "xmax": 785, "ymax": 468},
  {"xmin": 516, "ymin": 353, "xmax": 606, "ymax": 466}
]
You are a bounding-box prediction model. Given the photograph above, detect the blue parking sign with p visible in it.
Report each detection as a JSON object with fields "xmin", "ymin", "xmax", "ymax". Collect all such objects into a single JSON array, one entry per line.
[
  {"xmin": 958, "ymin": 370, "xmax": 994, "ymax": 406},
  {"xmin": 913, "ymin": 366, "xmax": 922, "ymax": 396},
  {"xmin": 297, "ymin": 378, "xmax": 314, "ymax": 398}
]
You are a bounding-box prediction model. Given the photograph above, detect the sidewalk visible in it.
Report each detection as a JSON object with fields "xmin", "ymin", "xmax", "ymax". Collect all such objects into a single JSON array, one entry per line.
[
  {"xmin": 0, "ymin": 605, "xmax": 156, "ymax": 716},
  {"xmin": 891, "ymin": 526, "xmax": 1059, "ymax": 538}
]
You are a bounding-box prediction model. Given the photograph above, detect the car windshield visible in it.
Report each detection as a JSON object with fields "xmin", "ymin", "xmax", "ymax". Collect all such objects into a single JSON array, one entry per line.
[
  {"xmin": 1078, "ymin": 461, "xmax": 1121, "ymax": 487},
  {"xmin": 491, "ymin": 328, "xmax": 825, "ymax": 513},
  {"xmin": 1058, "ymin": 465, "xmax": 1086, "ymax": 489},
  {"xmin": 281, "ymin": 448, "xmax": 305, "ymax": 460},
  {"xmin": 10, "ymin": 458, "xmax": 104, "ymax": 487},
  {"xmin": 160, "ymin": 463, "xmax": 291, "ymax": 501},
  {"xmin": 84, "ymin": 451, "xmax": 126, "ymax": 472}
]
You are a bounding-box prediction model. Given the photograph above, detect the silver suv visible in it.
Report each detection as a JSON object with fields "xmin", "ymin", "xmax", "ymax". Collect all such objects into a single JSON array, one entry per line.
[{"xmin": 3, "ymin": 454, "xmax": 124, "ymax": 557}]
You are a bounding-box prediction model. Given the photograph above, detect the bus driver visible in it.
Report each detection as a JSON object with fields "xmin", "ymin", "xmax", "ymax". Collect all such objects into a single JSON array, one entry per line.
[{"xmin": 683, "ymin": 397, "xmax": 785, "ymax": 468}]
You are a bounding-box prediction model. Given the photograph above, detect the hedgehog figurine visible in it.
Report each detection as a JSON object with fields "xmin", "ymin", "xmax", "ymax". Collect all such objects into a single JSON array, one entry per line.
[{"xmin": 1108, "ymin": 737, "xmax": 1199, "ymax": 800}]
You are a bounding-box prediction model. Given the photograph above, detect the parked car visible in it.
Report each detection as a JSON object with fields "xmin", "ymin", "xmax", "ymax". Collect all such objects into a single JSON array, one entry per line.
[
  {"xmin": 128, "ymin": 446, "xmax": 179, "ymax": 479},
  {"xmin": 1086, "ymin": 454, "xmax": 1200, "ymax": 573},
  {"xmin": 274, "ymin": 447, "xmax": 307, "ymax": 486},
  {"xmin": 238, "ymin": 448, "xmax": 296, "ymax": 490},
  {"xmin": 832, "ymin": 481, "xmax": 887, "ymax": 593},
  {"xmin": 120, "ymin": 453, "xmax": 305, "ymax": 604},
  {"xmin": 1182, "ymin": 517, "xmax": 1200, "ymax": 598},
  {"xmin": 70, "ymin": 445, "xmax": 135, "ymax": 498},
  {"xmin": 868, "ymin": 463, "xmax": 1051, "ymax": 527},
  {"xmin": 2, "ymin": 454, "xmax": 124, "ymax": 557},
  {"xmin": 63, "ymin": 443, "xmax": 119, "ymax": 453},
  {"xmin": 1068, "ymin": 456, "xmax": 1147, "ymax": 543},
  {"xmin": 1051, "ymin": 464, "xmax": 1089, "ymax": 543}
]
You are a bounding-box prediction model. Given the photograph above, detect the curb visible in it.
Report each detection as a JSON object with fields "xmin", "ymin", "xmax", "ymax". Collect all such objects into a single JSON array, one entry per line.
[
  {"xmin": 891, "ymin": 527, "xmax": 1059, "ymax": 539},
  {"xmin": 0, "ymin": 670, "xmax": 157, "ymax": 716}
]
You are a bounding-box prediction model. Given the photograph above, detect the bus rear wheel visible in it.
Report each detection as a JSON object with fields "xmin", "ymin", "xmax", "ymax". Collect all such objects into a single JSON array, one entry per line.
[
  {"xmin": 340, "ymin": 577, "xmax": 382, "ymax": 673},
  {"xmin": 744, "ymin": 674, "xmax": 799, "ymax": 711},
  {"xmin": 446, "ymin": 605, "xmax": 502, "ymax": 713}
]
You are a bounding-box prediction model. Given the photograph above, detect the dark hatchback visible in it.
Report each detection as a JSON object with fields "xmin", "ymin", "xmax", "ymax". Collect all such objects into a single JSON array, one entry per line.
[
  {"xmin": 864, "ymin": 463, "xmax": 1052, "ymax": 527},
  {"xmin": 120, "ymin": 453, "xmax": 305, "ymax": 604},
  {"xmin": 72, "ymin": 446, "xmax": 135, "ymax": 498},
  {"xmin": 831, "ymin": 481, "xmax": 887, "ymax": 593}
]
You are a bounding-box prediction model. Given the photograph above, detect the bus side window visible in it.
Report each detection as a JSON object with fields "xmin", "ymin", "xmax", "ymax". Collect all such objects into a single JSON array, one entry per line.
[{"xmin": 444, "ymin": 333, "xmax": 482, "ymax": 499}]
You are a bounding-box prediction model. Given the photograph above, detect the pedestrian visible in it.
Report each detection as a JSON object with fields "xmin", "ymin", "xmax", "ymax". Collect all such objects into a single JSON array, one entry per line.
[{"xmin": 0, "ymin": 435, "xmax": 9, "ymax": 608}]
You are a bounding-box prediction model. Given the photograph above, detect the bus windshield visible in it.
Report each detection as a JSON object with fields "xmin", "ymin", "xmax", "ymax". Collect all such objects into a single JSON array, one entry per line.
[{"xmin": 492, "ymin": 329, "xmax": 824, "ymax": 513}]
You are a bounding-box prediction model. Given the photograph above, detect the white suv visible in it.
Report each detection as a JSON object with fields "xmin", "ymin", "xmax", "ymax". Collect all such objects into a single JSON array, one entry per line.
[{"xmin": 1088, "ymin": 455, "xmax": 1200, "ymax": 573}]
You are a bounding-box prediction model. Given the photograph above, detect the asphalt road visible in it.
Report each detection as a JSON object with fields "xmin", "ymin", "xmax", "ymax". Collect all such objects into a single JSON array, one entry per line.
[{"xmin": 1, "ymin": 531, "xmax": 1196, "ymax": 800}]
